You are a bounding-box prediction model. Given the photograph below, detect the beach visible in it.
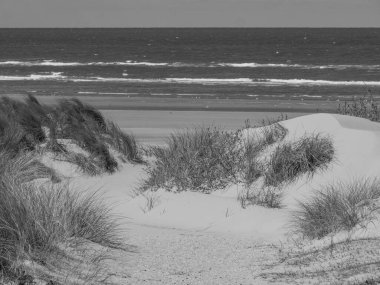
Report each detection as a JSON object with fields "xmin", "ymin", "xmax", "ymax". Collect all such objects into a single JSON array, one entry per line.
[{"xmin": 1, "ymin": 27, "xmax": 380, "ymax": 284}]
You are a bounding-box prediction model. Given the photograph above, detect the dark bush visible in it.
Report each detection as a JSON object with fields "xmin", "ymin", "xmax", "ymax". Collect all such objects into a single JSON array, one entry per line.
[
  {"xmin": 292, "ymin": 179, "xmax": 380, "ymax": 239},
  {"xmin": 265, "ymin": 134, "xmax": 334, "ymax": 187}
]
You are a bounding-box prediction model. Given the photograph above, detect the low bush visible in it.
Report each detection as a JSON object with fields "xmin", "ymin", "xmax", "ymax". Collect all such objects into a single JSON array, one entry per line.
[
  {"xmin": 292, "ymin": 179, "xmax": 380, "ymax": 239},
  {"xmin": 105, "ymin": 121, "xmax": 141, "ymax": 163},
  {"xmin": 0, "ymin": 152, "xmax": 60, "ymax": 184},
  {"xmin": 0, "ymin": 95, "xmax": 141, "ymax": 175},
  {"xmin": 0, "ymin": 152, "xmax": 121, "ymax": 280},
  {"xmin": 337, "ymin": 93, "xmax": 380, "ymax": 122},
  {"xmin": 265, "ymin": 134, "xmax": 334, "ymax": 187},
  {"xmin": 140, "ymin": 122, "xmax": 288, "ymax": 194},
  {"xmin": 238, "ymin": 185, "xmax": 283, "ymax": 209},
  {"xmin": 141, "ymin": 126, "xmax": 242, "ymax": 193}
]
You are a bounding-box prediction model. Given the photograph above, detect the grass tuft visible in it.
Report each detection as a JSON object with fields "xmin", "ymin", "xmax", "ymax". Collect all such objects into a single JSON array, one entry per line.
[
  {"xmin": 140, "ymin": 122, "xmax": 288, "ymax": 194},
  {"xmin": 141, "ymin": 126, "xmax": 242, "ymax": 193},
  {"xmin": 0, "ymin": 95, "xmax": 142, "ymax": 176},
  {"xmin": 0, "ymin": 152, "xmax": 122, "ymax": 281},
  {"xmin": 337, "ymin": 92, "xmax": 380, "ymax": 122},
  {"xmin": 292, "ymin": 178, "xmax": 380, "ymax": 239},
  {"xmin": 265, "ymin": 134, "xmax": 334, "ymax": 187}
]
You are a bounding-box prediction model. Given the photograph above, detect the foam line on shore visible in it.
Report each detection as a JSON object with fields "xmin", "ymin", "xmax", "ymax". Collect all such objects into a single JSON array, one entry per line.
[{"xmin": 1, "ymin": 60, "xmax": 380, "ymax": 70}]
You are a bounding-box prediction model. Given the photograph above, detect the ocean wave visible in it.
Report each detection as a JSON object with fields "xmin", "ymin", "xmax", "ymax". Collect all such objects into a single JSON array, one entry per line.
[
  {"xmin": 0, "ymin": 60, "xmax": 169, "ymax": 67},
  {"xmin": 265, "ymin": 79, "xmax": 380, "ymax": 86},
  {"xmin": 1, "ymin": 74, "xmax": 380, "ymax": 86},
  {"xmin": 78, "ymin": 77, "xmax": 380, "ymax": 86},
  {"xmin": 1, "ymin": 60, "xmax": 380, "ymax": 70},
  {"xmin": 219, "ymin": 63, "xmax": 380, "ymax": 70},
  {"xmin": 0, "ymin": 72, "xmax": 66, "ymax": 81}
]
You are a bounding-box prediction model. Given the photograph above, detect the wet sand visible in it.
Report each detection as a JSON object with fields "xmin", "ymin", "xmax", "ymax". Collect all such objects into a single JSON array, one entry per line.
[
  {"xmin": 9, "ymin": 94, "xmax": 338, "ymax": 112},
  {"xmin": 9, "ymin": 94, "xmax": 330, "ymax": 144},
  {"xmin": 102, "ymin": 110, "xmax": 305, "ymax": 145}
]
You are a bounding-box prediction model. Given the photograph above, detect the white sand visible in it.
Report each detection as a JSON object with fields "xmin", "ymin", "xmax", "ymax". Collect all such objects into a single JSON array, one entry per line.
[
  {"xmin": 59, "ymin": 113, "xmax": 380, "ymax": 284},
  {"xmin": 102, "ymin": 110, "xmax": 305, "ymax": 145}
]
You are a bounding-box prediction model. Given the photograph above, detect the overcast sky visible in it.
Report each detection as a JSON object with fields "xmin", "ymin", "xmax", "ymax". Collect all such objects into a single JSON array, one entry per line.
[{"xmin": 0, "ymin": 0, "xmax": 379, "ymax": 28}]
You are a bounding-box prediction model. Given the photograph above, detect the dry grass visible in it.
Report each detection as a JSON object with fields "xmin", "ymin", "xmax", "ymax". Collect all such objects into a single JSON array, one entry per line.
[
  {"xmin": 0, "ymin": 95, "xmax": 142, "ymax": 175},
  {"xmin": 337, "ymin": 93, "xmax": 380, "ymax": 122},
  {"xmin": 292, "ymin": 178, "xmax": 380, "ymax": 239},
  {"xmin": 259, "ymin": 238, "xmax": 380, "ymax": 284},
  {"xmin": 238, "ymin": 184, "xmax": 283, "ymax": 209},
  {"xmin": 0, "ymin": 152, "xmax": 122, "ymax": 283},
  {"xmin": 140, "ymin": 123, "xmax": 287, "ymax": 194},
  {"xmin": 265, "ymin": 134, "xmax": 334, "ymax": 187},
  {"xmin": 140, "ymin": 119, "xmax": 334, "ymax": 210},
  {"xmin": 140, "ymin": 126, "xmax": 242, "ymax": 193}
]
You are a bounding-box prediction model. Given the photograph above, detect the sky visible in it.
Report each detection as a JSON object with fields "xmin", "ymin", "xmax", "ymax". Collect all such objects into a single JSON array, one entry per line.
[{"xmin": 0, "ymin": 0, "xmax": 379, "ymax": 28}]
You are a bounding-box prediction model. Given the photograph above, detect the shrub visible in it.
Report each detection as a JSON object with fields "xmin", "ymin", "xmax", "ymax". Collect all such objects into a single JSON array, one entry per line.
[
  {"xmin": 292, "ymin": 179, "xmax": 380, "ymax": 239},
  {"xmin": 63, "ymin": 152, "xmax": 103, "ymax": 176},
  {"xmin": 259, "ymin": 123, "xmax": 288, "ymax": 146},
  {"xmin": 0, "ymin": 152, "xmax": 59, "ymax": 184},
  {"xmin": 265, "ymin": 134, "xmax": 334, "ymax": 187},
  {"xmin": 55, "ymin": 98, "xmax": 107, "ymax": 133},
  {"xmin": 337, "ymin": 93, "xmax": 380, "ymax": 122},
  {"xmin": 105, "ymin": 121, "xmax": 141, "ymax": 163},
  {"xmin": 0, "ymin": 117, "xmax": 33, "ymax": 155},
  {"xmin": 141, "ymin": 126, "xmax": 242, "ymax": 193},
  {"xmin": 0, "ymin": 96, "xmax": 46, "ymax": 146},
  {"xmin": 0, "ymin": 95, "xmax": 141, "ymax": 175},
  {"xmin": 0, "ymin": 153, "xmax": 121, "ymax": 279},
  {"xmin": 140, "ymin": 122, "xmax": 288, "ymax": 194},
  {"xmin": 238, "ymin": 185, "xmax": 283, "ymax": 209}
]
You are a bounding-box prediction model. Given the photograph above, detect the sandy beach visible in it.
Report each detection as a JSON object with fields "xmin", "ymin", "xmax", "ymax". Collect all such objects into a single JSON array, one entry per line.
[
  {"xmin": 102, "ymin": 109, "xmax": 305, "ymax": 145},
  {"xmin": 70, "ymin": 112, "xmax": 380, "ymax": 284},
  {"xmin": 1, "ymin": 93, "xmax": 380, "ymax": 284}
]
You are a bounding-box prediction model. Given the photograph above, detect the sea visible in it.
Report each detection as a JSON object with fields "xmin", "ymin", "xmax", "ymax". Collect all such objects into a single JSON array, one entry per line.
[{"xmin": 0, "ymin": 28, "xmax": 379, "ymax": 102}]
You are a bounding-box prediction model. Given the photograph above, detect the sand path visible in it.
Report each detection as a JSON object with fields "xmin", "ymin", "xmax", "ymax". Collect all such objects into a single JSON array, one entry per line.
[{"xmin": 107, "ymin": 223, "xmax": 278, "ymax": 285}]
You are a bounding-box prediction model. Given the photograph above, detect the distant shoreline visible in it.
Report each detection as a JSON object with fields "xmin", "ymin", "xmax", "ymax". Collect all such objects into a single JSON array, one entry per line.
[{"xmin": 7, "ymin": 94, "xmax": 338, "ymax": 113}]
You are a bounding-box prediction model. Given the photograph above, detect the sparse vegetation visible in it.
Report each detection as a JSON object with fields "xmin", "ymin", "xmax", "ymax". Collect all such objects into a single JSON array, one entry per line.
[
  {"xmin": 337, "ymin": 92, "xmax": 380, "ymax": 121},
  {"xmin": 140, "ymin": 122, "xmax": 288, "ymax": 194},
  {"xmin": 141, "ymin": 126, "xmax": 242, "ymax": 193},
  {"xmin": 0, "ymin": 95, "xmax": 141, "ymax": 176},
  {"xmin": 0, "ymin": 152, "xmax": 122, "ymax": 283},
  {"xmin": 264, "ymin": 134, "xmax": 334, "ymax": 187},
  {"xmin": 292, "ymin": 179, "xmax": 380, "ymax": 239},
  {"xmin": 140, "ymin": 120, "xmax": 334, "ymax": 210},
  {"xmin": 238, "ymin": 184, "xmax": 283, "ymax": 209},
  {"xmin": 0, "ymin": 95, "xmax": 142, "ymax": 283}
]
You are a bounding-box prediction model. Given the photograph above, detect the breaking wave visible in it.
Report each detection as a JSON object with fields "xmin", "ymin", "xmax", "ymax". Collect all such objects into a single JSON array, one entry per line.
[
  {"xmin": 1, "ymin": 73, "xmax": 380, "ymax": 86},
  {"xmin": 1, "ymin": 60, "xmax": 380, "ymax": 70}
]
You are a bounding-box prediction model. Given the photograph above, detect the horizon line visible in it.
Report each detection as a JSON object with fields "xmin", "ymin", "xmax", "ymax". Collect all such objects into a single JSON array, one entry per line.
[{"xmin": 1, "ymin": 26, "xmax": 380, "ymax": 29}]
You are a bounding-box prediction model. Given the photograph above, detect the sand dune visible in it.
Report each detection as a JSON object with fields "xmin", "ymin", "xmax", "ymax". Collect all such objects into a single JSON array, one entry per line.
[{"xmin": 53, "ymin": 113, "xmax": 380, "ymax": 284}]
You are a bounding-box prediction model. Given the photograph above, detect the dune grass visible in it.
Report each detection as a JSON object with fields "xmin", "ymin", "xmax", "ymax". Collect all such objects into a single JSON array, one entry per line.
[
  {"xmin": 0, "ymin": 95, "xmax": 139, "ymax": 282},
  {"xmin": 0, "ymin": 95, "xmax": 141, "ymax": 176},
  {"xmin": 264, "ymin": 134, "xmax": 334, "ymax": 187},
  {"xmin": 337, "ymin": 93, "xmax": 380, "ymax": 122},
  {"xmin": 140, "ymin": 122, "xmax": 288, "ymax": 194},
  {"xmin": 141, "ymin": 126, "xmax": 242, "ymax": 193},
  {"xmin": 0, "ymin": 152, "xmax": 122, "ymax": 282},
  {"xmin": 140, "ymin": 119, "xmax": 335, "ymax": 210},
  {"xmin": 292, "ymin": 179, "xmax": 380, "ymax": 239}
]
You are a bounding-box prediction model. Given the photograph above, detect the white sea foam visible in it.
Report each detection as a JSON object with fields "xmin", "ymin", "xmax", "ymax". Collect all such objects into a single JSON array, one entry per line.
[
  {"xmin": 0, "ymin": 60, "xmax": 167, "ymax": 67},
  {"xmin": 296, "ymin": 95, "xmax": 323, "ymax": 98},
  {"xmin": 266, "ymin": 79, "xmax": 380, "ymax": 86},
  {"xmin": 219, "ymin": 62, "xmax": 380, "ymax": 70},
  {"xmin": 0, "ymin": 72, "xmax": 66, "ymax": 81},
  {"xmin": 72, "ymin": 77, "xmax": 254, "ymax": 84},
  {"xmin": 2, "ymin": 60, "xmax": 379, "ymax": 70},
  {"xmin": 1, "ymin": 73, "xmax": 380, "ymax": 87},
  {"xmin": 219, "ymin": 63, "xmax": 304, "ymax": 68}
]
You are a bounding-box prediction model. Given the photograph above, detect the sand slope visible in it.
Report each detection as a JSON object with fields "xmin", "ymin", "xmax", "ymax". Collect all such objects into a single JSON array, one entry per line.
[{"xmin": 65, "ymin": 113, "xmax": 380, "ymax": 284}]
